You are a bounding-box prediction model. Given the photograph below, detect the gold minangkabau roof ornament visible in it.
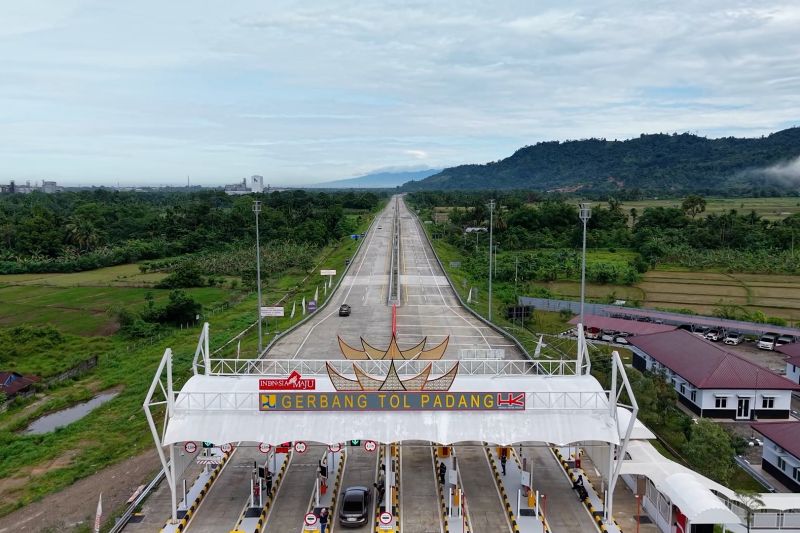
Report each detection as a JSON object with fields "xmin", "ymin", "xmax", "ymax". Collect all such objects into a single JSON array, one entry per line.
[{"xmin": 328, "ymin": 335, "xmax": 456, "ymax": 391}]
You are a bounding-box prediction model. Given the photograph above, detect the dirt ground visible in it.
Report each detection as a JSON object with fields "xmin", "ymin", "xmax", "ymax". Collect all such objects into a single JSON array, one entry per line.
[{"xmin": 0, "ymin": 451, "xmax": 160, "ymax": 533}]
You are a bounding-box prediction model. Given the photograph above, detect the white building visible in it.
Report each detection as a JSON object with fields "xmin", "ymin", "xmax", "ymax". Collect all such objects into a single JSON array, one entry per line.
[
  {"xmin": 752, "ymin": 422, "xmax": 800, "ymax": 493},
  {"xmin": 778, "ymin": 345, "xmax": 800, "ymax": 385},
  {"xmin": 630, "ymin": 330, "xmax": 799, "ymax": 420},
  {"xmin": 251, "ymin": 175, "xmax": 264, "ymax": 193}
]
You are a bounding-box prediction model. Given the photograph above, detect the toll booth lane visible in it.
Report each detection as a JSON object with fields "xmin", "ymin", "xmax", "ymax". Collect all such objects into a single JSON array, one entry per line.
[
  {"xmin": 454, "ymin": 444, "xmax": 514, "ymax": 533},
  {"xmin": 331, "ymin": 442, "xmax": 379, "ymax": 533},
  {"xmin": 234, "ymin": 446, "xmax": 291, "ymax": 533},
  {"xmin": 401, "ymin": 442, "xmax": 444, "ymax": 533},
  {"xmin": 485, "ymin": 446, "xmax": 547, "ymax": 533},
  {"xmin": 263, "ymin": 444, "xmax": 327, "ymax": 533}
]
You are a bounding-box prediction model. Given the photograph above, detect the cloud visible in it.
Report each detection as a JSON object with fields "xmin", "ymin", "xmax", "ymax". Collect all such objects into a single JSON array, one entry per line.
[
  {"xmin": 761, "ymin": 156, "xmax": 800, "ymax": 185},
  {"xmin": 0, "ymin": 1, "xmax": 799, "ymax": 185}
]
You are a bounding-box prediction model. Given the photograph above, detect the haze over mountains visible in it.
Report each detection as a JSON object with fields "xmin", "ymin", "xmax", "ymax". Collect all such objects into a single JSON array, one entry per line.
[
  {"xmin": 403, "ymin": 128, "xmax": 800, "ymax": 195},
  {"xmin": 310, "ymin": 168, "xmax": 440, "ymax": 189}
]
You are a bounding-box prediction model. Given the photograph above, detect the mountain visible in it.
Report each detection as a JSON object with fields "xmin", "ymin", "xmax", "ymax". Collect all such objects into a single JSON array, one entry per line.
[
  {"xmin": 403, "ymin": 128, "xmax": 800, "ymax": 194},
  {"xmin": 310, "ymin": 168, "xmax": 440, "ymax": 189}
]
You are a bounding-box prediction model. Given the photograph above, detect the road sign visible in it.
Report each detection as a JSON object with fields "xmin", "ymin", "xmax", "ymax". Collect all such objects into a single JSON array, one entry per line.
[
  {"xmin": 379, "ymin": 512, "xmax": 393, "ymax": 525},
  {"xmin": 260, "ymin": 306, "xmax": 284, "ymax": 317},
  {"xmin": 320, "ymin": 269, "xmax": 337, "ymax": 276},
  {"xmin": 278, "ymin": 442, "xmax": 291, "ymax": 453},
  {"xmin": 308, "ymin": 300, "xmax": 317, "ymax": 312},
  {"xmin": 220, "ymin": 443, "xmax": 233, "ymax": 453},
  {"xmin": 202, "ymin": 441, "xmax": 214, "ymax": 448},
  {"xmin": 304, "ymin": 513, "xmax": 318, "ymax": 525},
  {"xmin": 349, "ymin": 440, "xmax": 360, "ymax": 446},
  {"xmin": 364, "ymin": 440, "xmax": 377, "ymax": 453},
  {"xmin": 294, "ymin": 441, "xmax": 308, "ymax": 454},
  {"xmin": 328, "ymin": 443, "xmax": 342, "ymax": 453},
  {"xmin": 184, "ymin": 441, "xmax": 197, "ymax": 454},
  {"xmin": 259, "ymin": 443, "xmax": 272, "ymax": 454}
]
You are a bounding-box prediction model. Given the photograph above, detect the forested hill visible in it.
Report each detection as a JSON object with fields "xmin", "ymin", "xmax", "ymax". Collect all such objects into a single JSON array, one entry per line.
[{"xmin": 403, "ymin": 127, "xmax": 800, "ymax": 195}]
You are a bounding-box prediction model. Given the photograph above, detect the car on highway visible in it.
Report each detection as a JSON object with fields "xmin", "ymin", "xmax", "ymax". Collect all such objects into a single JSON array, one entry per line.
[
  {"xmin": 758, "ymin": 332, "xmax": 779, "ymax": 350},
  {"xmin": 339, "ymin": 304, "xmax": 351, "ymax": 317},
  {"xmin": 723, "ymin": 332, "xmax": 744, "ymax": 345},
  {"xmin": 339, "ymin": 486, "xmax": 371, "ymax": 527},
  {"xmin": 377, "ymin": 226, "xmax": 383, "ymax": 229}
]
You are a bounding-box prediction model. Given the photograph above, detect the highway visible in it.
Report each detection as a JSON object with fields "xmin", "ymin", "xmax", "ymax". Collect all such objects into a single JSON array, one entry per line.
[{"xmin": 181, "ymin": 195, "xmax": 591, "ymax": 532}]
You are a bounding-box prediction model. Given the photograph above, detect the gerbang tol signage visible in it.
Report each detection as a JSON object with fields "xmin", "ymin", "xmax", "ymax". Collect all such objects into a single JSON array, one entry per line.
[{"xmin": 259, "ymin": 392, "xmax": 525, "ymax": 411}]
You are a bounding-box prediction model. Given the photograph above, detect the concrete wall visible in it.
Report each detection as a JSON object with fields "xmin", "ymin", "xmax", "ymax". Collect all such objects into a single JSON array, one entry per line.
[{"xmin": 787, "ymin": 362, "xmax": 800, "ymax": 385}]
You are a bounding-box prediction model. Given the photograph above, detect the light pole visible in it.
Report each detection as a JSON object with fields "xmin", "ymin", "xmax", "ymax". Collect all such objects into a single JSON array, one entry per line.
[
  {"xmin": 488, "ymin": 199, "xmax": 495, "ymax": 321},
  {"xmin": 579, "ymin": 203, "xmax": 591, "ymax": 327},
  {"xmin": 253, "ymin": 200, "xmax": 263, "ymax": 354}
]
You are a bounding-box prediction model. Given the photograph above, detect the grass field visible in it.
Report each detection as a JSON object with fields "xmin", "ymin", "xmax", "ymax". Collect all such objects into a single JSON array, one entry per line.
[
  {"xmin": 0, "ymin": 283, "xmax": 232, "ymax": 336},
  {"xmin": 0, "ymin": 206, "xmax": 383, "ymax": 519},
  {"xmin": 584, "ymin": 196, "xmax": 800, "ymax": 221}
]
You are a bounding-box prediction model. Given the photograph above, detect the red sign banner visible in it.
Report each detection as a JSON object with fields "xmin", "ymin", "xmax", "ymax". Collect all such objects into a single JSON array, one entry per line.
[{"xmin": 259, "ymin": 370, "xmax": 316, "ymax": 391}]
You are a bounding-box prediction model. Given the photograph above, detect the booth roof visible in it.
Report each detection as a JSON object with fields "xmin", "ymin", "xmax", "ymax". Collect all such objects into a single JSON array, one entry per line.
[{"xmin": 162, "ymin": 372, "xmax": 622, "ymax": 446}]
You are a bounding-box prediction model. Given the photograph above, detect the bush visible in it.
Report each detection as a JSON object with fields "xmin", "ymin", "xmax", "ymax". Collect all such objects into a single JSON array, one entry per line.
[{"xmin": 157, "ymin": 263, "xmax": 206, "ymax": 289}]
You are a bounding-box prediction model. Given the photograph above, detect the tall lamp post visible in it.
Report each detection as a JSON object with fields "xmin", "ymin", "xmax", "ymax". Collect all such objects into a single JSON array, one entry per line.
[
  {"xmin": 253, "ymin": 200, "xmax": 263, "ymax": 354},
  {"xmin": 579, "ymin": 203, "xmax": 591, "ymax": 326},
  {"xmin": 488, "ymin": 199, "xmax": 495, "ymax": 321}
]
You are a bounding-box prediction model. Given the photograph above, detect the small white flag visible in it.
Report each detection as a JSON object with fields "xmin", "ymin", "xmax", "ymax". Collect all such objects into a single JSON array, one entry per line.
[
  {"xmin": 301, "ymin": 296, "xmax": 306, "ymax": 316},
  {"xmin": 237, "ymin": 340, "xmax": 241, "ymax": 359},
  {"xmin": 94, "ymin": 493, "xmax": 102, "ymax": 533},
  {"xmin": 314, "ymin": 286, "xmax": 319, "ymax": 302},
  {"xmin": 290, "ymin": 301, "xmax": 296, "ymax": 319}
]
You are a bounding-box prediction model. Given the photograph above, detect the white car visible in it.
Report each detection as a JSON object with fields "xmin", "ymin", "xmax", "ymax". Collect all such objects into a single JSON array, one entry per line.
[
  {"xmin": 758, "ymin": 333, "xmax": 779, "ymax": 350},
  {"xmin": 723, "ymin": 332, "xmax": 743, "ymax": 345}
]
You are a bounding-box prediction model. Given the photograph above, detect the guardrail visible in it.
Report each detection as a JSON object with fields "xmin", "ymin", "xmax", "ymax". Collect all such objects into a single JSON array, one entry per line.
[
  {"xmin": 207, "ymin": 357, "xmax": 578, "ymax": 376},
  {"xmin": 109, "ymin": 468, "xmax": 166, "ymax": 533}
]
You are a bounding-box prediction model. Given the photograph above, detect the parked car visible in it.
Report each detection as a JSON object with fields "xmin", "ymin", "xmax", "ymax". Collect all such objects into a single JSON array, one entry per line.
[
  {"xmin": 776, "ymin": 334, "xmax": 796, "ymax": 347},
  {"xmin": 705, "ymin": 329, "xmax": 724, "ymax": 342},
  {"xmin": 339, "ymin": 304, "xmax": 351, "ymax": 317},
  {"xmin": 614, "ymin": 336, "xmax": 629, "ymax": 345},
  {"xmin": 758, "ymin": 333, "xmax": 780, "ymax": 350},
  {"xmin": 723, "ymin": 332, "xmax": 744, "ymax": 345},
  {"xmin": 692, "ymin": 326, "xmax": 710, "ymax": 337},
  {"xmin": 600, "ymin": 331, "xmax": 616, "ymax": 342},
  {"xmin": 339, "ymin": 486, "xmax": 371, "ymax": 527}
]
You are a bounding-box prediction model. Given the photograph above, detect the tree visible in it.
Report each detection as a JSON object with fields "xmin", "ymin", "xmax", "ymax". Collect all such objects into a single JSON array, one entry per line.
[
  {"xmin": 682, "ymin": 419, "xmax": 734, "ymax": 485},
  {"xmin": 681, "ymin": 195, "xmax": 707, "ymax": 219},
  {"xmin": 735, "ymin": 491, "xmax": 764, "ymax": 533},
  {"xmin": 629, "ymin": 207, "xmax": 638, "ymax": 226},
  {"xmin": 65, "ymin": 216, "xmax": 101, "ymax": 251}
]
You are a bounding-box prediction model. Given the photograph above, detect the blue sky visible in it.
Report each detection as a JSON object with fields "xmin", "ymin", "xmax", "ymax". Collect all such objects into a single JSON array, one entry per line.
[{"xmin": 1, "ymin": 1, "xmax": 799, "ymax": 186}]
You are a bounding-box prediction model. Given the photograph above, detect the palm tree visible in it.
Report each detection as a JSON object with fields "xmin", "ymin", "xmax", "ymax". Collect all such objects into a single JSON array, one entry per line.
[
  {"xmin": 65, "ymin": 216, "xmax": 100, "ymax": 251},
  {"xmin": 735, "ymin": 490, "xmax": 764, "ymax": 533}
]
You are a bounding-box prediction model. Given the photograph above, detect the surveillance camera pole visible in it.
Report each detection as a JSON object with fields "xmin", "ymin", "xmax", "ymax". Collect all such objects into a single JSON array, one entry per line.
[{"xmin": 253, "ymin": 200, "xmax": 263, "ymax": 354}]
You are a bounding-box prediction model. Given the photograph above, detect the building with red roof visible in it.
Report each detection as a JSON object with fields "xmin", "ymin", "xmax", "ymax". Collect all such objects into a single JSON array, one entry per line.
[
  {"xmin": 777, "ymin": 343, "xmax": 800, "ymax": 386},
  {"xmin": 629, "ymin": 330, "xmax": 799, "ymax": 420},
  {"xmin": 751, "ymin": 422, "xmax": 800, "ymax": 492},
  {"xmin": 0, "ymin": 371, "xmax": 41, "ymax": 399}
]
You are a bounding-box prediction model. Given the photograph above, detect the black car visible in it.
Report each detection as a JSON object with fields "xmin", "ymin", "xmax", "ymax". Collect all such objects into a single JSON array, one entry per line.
[
  {"xmin": 339, "ymin": 304, "xmax": 351, "ymax": 317},
  {"xmin": 339, "ymin": 486, "xmax": 370, "ymax": 527}
]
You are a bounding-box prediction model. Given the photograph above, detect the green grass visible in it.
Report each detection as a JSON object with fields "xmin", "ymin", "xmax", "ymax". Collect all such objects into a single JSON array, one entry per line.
[
  {"xmin": 0, "ymin": 285, "xmax": 230, "ymax": 336},
  {"xmin": 0, "ymin": 207, "xmax": 382, "ymax": 518}
]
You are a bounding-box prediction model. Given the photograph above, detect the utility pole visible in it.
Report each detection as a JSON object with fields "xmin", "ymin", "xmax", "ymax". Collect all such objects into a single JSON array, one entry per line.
[
  {"xmin": 579, "ymin": 203, "xmax": 592, "ymax": 327},
  {"xmin": 488, "ymin": 199, "xmax": 495, "ymax": 321},
  {"xmin": 253, "ymin": 201, "xmax": 263, "ymax": 354}
]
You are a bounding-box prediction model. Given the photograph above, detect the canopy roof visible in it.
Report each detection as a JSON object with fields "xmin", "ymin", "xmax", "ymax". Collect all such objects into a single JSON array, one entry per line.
[
  {"xmin": 162, "ymin": 372, "xmax": 622, "ymax": 446},
  {"xmin": 569, "ymin": 315, "xmax": 676, "ymax": 336},
  {"xmin": 662, "ymin": 473, "xmax": 741, "ymax": 525}
]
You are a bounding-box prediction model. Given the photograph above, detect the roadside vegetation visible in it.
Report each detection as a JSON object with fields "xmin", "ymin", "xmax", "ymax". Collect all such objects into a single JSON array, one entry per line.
[
  {"xmin": 0, "ymin": 190, "xmax": 384, "ymax": 518},
  {"xmin": 409, "ymin": 191, "xmax": 800, "ymax": 323}
]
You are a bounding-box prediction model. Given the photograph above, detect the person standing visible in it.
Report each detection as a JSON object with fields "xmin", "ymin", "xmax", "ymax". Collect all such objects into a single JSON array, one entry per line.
[
  {"xmin": 438, "ymin": 462, "xmax": 447, "ymax": 485},
  {"xmin": 319, "ymin": 507, "xmax": 329, "ymax": 533},
  {"xmin": 500, "ymin": 454, "xmax": 507, "ymax": 476},
  {"xmin": 265, "ymin": 470, "xmax": 273, "ymax": 498}
]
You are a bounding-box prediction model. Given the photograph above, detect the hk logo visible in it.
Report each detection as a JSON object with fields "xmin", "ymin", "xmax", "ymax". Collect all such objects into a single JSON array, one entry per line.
[{"xmin": 497, "ymin": 393, "xmax": 525, "ymax": 408}]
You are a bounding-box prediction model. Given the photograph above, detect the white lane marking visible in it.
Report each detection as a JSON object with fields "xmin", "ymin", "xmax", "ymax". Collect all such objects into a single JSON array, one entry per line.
[
  {"xmin": 401, "ymin": 199, "xmax": 492, "ymax": 349},
  {"xmin": 290, "ymin": 207, "xmax": 385, "ymax": 358}
]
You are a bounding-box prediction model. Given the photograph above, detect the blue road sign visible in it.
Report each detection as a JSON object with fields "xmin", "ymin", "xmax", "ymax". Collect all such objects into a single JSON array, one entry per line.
[{"xmin": 308, "ymin": 300, "xmax": 317, "ymax": 312}]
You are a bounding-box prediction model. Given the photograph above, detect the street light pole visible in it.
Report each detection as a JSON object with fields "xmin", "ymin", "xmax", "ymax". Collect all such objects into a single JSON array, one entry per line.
[
  {"xmin": 253, "ymin": 200, "xmax": 263, "ymax": 354},
  {"xmin": 579, "ymin": 203, "xmax": 592, "ymax": 327},
  {"xmin": 488, "ymin": 199, "xmax": 495, "ymax": 321}
]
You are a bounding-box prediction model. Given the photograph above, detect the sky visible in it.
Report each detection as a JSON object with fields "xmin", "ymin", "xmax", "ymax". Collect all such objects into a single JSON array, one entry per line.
[{"xmin": 1, "ymin": 1, "xmax": 799, "ymax": 186}]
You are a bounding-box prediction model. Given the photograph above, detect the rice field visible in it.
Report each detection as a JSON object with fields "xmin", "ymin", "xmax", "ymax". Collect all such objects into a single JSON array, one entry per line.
[
  {"xmin": 538, "ymin": 269, "xmax": 800, "ymax": 322},
  {"xmin": 584, "ymin": 197, "xmax": 800, "ymax": 221}
]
